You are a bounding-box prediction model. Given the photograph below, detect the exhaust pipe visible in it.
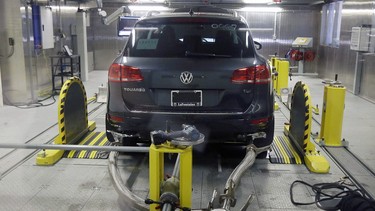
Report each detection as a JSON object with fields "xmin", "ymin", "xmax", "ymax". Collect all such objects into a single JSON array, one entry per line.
[
  {"xmin": 219, "ymin": 144, "xmax": 270, "ymax": 210},
  {"xmin": 108, "ymin": 151, "xmax": 149, "ymax": 211}
]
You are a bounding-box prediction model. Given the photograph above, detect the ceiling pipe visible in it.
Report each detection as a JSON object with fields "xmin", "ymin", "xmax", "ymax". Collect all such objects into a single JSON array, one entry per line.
[{"xmin": 97, "ymin": 5, "xmax": 131, "ymax": 25}]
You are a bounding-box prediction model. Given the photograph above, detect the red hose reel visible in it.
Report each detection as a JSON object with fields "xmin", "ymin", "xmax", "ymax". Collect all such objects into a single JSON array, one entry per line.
[
  {"xmin": 290, "ymin": 50, "xmax": 303, "ymax": 61},
  {"xmin": 288, "ymin": 49, "xmax": 315, "ymax": 62},
  {"xmin": 304, "ymin": 50, "xmax": 315, "ymax": 62}
]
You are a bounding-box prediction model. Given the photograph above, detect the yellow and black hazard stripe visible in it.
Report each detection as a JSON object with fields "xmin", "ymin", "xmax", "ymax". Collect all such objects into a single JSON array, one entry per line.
[
  {"xmin": 284, "ymin": 82, "xmax": 330, "ymax": 173},
  {"xmin": 269, "ymin": 136, "xmax": 303, "ymax": 164},
  {"xmin": 63, "ymin": 131, "xmax": 110, "ymax": 159},
  {"xmin": 56, "ymin": 77, "xmax": 88, "ymax": 145},
  {"xmin": 289, "ymin": 81, "xmax": 315, "ymax": 154}
]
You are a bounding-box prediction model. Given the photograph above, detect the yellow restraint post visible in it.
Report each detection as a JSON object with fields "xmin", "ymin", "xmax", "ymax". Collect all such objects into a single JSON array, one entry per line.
[
  {"xmin": 319, "ymin": 83, "xmax": 346, "ymax": 146},
  {"xmin": 274, "ymin": 59, "xmax": 290, "ymax": 98},
  {"xmin": 149, "ymin": 144, "xmax": 192, "ymax": 211},
  {"xmin": 269, "ymin": 58, "xmax": 279, "ymax": 111}
]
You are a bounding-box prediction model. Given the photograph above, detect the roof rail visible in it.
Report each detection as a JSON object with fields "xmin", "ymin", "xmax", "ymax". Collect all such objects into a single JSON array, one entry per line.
[
  {"xmin": 146, "ymin": 10, "xmax": 161, "ymax": 17},
  {"xmin": 173, "ymin": 6, "xmax": 238, "ymax": 18},
  {"xmin": 183, "ymin": 12, "xmax": 237, "ymax": 18}
]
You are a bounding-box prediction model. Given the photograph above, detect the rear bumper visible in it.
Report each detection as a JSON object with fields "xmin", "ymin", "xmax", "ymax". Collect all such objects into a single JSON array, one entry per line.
[{"xmin": 106, "ymin": 111, "xmax": 273, "ymax": 143}]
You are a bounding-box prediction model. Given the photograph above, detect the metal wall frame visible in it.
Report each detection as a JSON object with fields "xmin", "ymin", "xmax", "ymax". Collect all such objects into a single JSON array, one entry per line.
[{"xmin": 318, "ymin": 0, "xmax": 375, "ymax": 102}]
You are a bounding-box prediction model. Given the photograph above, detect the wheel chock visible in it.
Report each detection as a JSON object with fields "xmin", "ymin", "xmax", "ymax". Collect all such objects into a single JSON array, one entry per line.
[
  {"xmin": 36, "ymin": 77, "xmax": 96, "ymax": 166},
  {"xmin": 284, "ymin": 125, "xmax": 330, "ymax": 174},
  {"xmin": 287, "ymin": 81, "xmax": 330, "ymax": 173}
]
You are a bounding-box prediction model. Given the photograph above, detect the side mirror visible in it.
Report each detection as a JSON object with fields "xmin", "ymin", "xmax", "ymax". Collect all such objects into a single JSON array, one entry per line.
[{"xmin": 254, "ymin": 41, "xmax": 262, "ymax": 50}]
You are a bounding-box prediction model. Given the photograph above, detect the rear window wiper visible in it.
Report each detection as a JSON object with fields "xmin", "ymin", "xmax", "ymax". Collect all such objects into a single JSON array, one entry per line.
[{"xmin": 185, "ymin": 51, "xmax": 231, "ymax": 58}]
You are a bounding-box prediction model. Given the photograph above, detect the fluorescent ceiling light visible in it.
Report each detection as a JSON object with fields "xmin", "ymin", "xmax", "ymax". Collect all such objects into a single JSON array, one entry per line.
[
  {"xmin": 344, "ymin": 2, "xmax": 374, "ymax": 6},
  {"xmin": 138, "ymin": 0, "xmax": 165, "ymax": 2},
  {"xmin": 121, "ymin": 0, "xmax": 165, "ymax": 2},
  {"xmin": 49, "ymin": 6, "xmax": 81, "ymax": 11},
  {"xmin": 128, "ymin": 5, "xmax": 170, "ymax": 11},
  {"xmin": 243, "ymin": 0, "xmax": 272, "ymax": 3},
  {"xmin": 342, "ymin": 9, "xmax": 375, "ymax": 14},
  {"xmin": 238, "ymin": 6, "xmax": 282, "ymax": 12}
]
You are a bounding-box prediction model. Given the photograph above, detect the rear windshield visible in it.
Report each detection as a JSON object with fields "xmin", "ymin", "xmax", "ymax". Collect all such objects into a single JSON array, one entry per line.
[{"xmin": 123, "ymin": 17, "xmax": 255, "ymax": 58}]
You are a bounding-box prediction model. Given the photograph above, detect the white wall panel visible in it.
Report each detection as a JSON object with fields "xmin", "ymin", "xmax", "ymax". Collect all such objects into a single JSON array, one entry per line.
[
  {"xmin": 40, "ymin": 6, "xmax": 54, "ymax": 49},
  {"xmin": 0, "ymin": 0, "xmax": 31, "ymax": 105}
]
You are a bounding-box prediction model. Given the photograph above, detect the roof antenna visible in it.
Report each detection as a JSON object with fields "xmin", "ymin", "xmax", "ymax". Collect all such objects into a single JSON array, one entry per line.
[{"xmin": 189, "ymin": 8, "xmax": 194, "ymax": 16}]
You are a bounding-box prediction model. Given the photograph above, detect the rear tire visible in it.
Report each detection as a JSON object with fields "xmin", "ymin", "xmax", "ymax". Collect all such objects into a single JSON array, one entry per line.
[
  {"xmin": 106, "ymin": 131, "xmax": 116, "ymax": 143},
  {"xmin": 253, "ymin": 116, "xmax": 275, "ymax": 158}
]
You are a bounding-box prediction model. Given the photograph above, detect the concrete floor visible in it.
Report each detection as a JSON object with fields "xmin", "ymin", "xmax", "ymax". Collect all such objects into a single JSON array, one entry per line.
[{"xmin": 0, "ymin": 71, "xmax": 374, "ymax": 210}]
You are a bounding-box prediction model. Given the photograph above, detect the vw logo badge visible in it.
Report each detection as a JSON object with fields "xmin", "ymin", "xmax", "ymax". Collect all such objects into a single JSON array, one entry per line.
[{"xmin": 180, "ymin": 71, "xmax": 193, "ymax": 84}]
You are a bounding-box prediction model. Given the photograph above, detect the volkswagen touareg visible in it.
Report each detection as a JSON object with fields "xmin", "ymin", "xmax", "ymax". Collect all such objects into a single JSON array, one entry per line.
[{"xmin": 106, "ymin": 6, "xmax": 274, "ymax": 148}]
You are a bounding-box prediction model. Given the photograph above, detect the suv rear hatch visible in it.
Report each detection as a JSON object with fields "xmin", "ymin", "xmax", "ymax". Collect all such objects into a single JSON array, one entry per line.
[
  {"xmin": 109, "ymin": 57, "xmax": 272, "ymax": 113},
  {"xmin": 108, "ymin": 16, "xmax": 270, "ymax": 113}
]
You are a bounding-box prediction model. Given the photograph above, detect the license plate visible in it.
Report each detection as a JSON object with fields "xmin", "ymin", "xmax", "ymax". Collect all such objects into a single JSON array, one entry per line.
[{"xmin": 171, "ymin": 90, "xmax": 202, "ymax": 107}]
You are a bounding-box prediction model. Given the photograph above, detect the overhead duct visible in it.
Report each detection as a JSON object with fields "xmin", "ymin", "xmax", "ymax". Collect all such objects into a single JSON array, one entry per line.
[
  {"xmin": 99, "ymin": 6, "xmax": 131, "ymax": 25},
  {"xmin": 96, "ymin": 0, "xmax": 103, "ymax": 8}
]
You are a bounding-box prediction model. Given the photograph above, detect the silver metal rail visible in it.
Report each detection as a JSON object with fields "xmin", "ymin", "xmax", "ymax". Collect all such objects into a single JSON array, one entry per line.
[{"xmin": 0, "ymin": 143, "xmax": 149, "ymax": 153}]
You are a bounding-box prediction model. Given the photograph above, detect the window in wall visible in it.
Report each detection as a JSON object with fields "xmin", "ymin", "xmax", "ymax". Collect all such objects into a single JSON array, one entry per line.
[{"xmin": 320, "ymin": 1, "xmax": 343, "ymax": 47}]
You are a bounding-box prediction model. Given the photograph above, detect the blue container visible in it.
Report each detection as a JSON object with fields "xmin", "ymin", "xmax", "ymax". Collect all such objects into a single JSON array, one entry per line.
[{"xmin": 32, "ymin": 4, "xmax": 42, "ymax": 49}]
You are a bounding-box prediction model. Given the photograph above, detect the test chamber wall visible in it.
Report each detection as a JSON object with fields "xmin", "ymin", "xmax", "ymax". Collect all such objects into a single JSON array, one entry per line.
[{"xmin": 318, "ymin": 1, "xmax": 375, "ymax": 102}]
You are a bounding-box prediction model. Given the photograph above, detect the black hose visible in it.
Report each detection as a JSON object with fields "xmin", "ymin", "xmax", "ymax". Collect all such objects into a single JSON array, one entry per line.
[{"xmin": 290, "ymin": 180, "xmax": 375, "ymax": 211}]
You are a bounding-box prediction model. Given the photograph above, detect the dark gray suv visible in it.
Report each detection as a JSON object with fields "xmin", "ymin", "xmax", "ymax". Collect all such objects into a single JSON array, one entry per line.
[{"xmin": 106, "ymin": 6, "xmax": 274, "ymax": 147}]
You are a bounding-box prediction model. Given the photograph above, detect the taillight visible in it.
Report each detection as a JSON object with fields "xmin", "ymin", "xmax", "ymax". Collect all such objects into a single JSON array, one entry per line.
[
  {"xmin": 250, "ymin": 117, "xmax": 269, "ymax": 125},
  {"xmin": 108, "ymin": 114, "xmax": 124, "ymax": 123},
  {"xmin": 108, "ymin": 63, "xmax": 144, "ymax": 82},
  {"xmin": 231, "ymin": 65, "xmax": 270, "ymax": 84}
]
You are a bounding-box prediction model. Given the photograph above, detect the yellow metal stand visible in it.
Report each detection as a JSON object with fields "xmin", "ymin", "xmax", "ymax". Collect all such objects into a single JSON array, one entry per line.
[
  {"xmin": 318, "ymin": 85, "xmax": 346, "ymax": 146},
  {"xmin": 149, "ymin": 144, "xmax": 192, "ymax": 210}
]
